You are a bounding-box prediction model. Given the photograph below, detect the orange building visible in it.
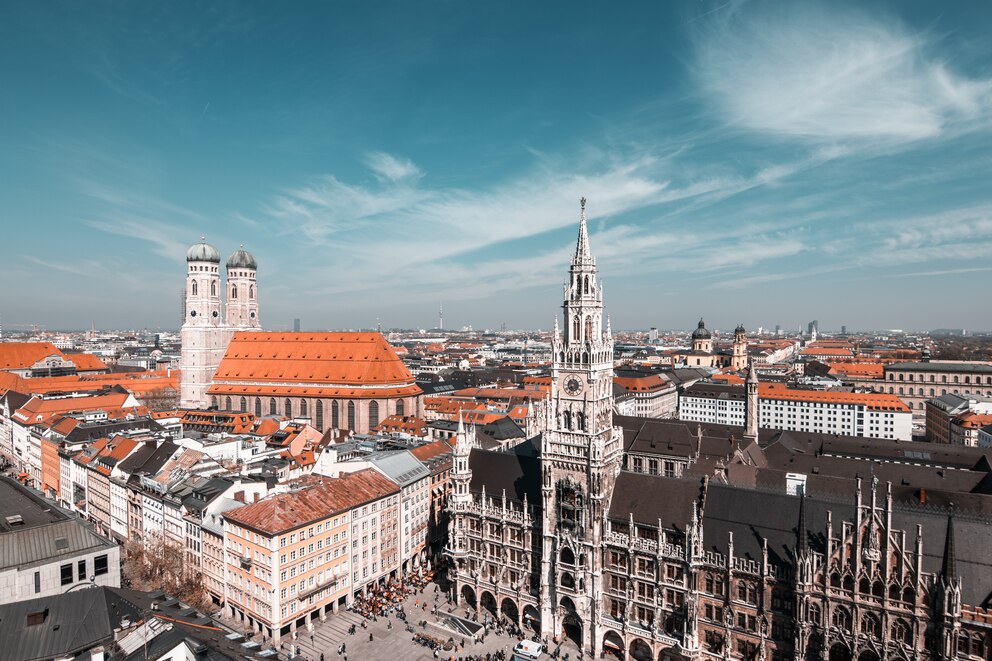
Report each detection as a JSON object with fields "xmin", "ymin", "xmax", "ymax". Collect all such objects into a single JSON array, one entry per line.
[
  {"xmin": 207, "ymin": 332, "xmax": 422, "ymax": 434},
  {"xmin": 223, "ymin": 468, "xmax": 400, "ymax": 643}
]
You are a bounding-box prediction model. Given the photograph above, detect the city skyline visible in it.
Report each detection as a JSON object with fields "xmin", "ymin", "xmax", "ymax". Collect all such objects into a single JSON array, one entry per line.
[{"xmin": 2, "ymin": 1, "xmax": 992, "ymax": 331}]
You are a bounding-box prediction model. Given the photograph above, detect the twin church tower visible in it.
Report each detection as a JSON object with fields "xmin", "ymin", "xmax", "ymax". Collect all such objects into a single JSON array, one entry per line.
[{"xmin": 180, "ymin": 239, "xmax": 261, "ymax": 409}]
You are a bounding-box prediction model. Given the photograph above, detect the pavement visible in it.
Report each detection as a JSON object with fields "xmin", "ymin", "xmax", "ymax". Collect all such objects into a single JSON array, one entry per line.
[{"xmin": 286, "ymin": 586, "xmax": 534, "ymax": 661}]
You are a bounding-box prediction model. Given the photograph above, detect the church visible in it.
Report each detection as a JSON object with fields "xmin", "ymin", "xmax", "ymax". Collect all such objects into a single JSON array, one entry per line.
[
  {"xmin": 179, "ymin": 240, "xmax": 421, "ymax": 434},
  {"xmin": 445, "ymin": 200, "xmax": 990, "ymax": 661}
]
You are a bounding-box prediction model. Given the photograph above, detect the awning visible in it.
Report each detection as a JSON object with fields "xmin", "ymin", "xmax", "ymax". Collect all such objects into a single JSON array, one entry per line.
[{"xmin": 604, "ymin": 640, "xmax": 622, "ymax": 650}]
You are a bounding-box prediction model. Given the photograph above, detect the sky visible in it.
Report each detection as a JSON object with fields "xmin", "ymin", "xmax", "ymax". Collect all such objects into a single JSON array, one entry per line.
[{"xmin": 1, "ymin": 1, "xmax": 991, "ymax": 333}]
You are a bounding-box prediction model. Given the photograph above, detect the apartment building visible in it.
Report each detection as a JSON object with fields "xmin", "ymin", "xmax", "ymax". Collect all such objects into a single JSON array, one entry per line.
[{"xmin": 222, "ymin": 468, "xmax": 400, "ymax": 643}]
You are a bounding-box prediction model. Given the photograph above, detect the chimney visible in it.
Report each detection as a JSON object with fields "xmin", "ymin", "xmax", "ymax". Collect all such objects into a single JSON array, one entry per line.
[
  {"xmin": 919, "ymin": 488, "xmax": 927, "ymax": 504},
  {"xmin": 253, "ymin": 492, "xmax": 260, "ymax": 503},
  {"xmin": 234, "ymin": 490, "xmax": 245, "ymax": 503},
  {"xmin": 90, "ymin": 646, "xmax": 106, "ymax": 661}
]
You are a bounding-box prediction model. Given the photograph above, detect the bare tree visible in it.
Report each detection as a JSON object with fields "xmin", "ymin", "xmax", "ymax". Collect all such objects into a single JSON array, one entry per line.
[{"xmin": 123, "ymin": 533, "xmax": 214, "ymax": 612}]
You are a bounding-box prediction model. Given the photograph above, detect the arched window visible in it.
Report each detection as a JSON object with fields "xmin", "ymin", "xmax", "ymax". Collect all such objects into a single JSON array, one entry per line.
[
  {"xmin": 872, "ymin": 580, "xmax": 884, "ymax": 597},
  {"xmin": 211, "ymin": 280, "xmax": 217, "ymax": 297},
  {"xmin": 332, "ymin": 401, "xmax": 339, "ymax": 429},
  {"xmin": 572, "ymin": 316, "xmax": 580, "ymax": 341},
  {"xmin": 211, "ymin": 396, "xmax": 218, "ymax": 409},
  {"xmin": 284, "ymin": 398, "xmax": 292, "ymax": 417},
  {"xmin": 585, "ymin": 316, "xmax": 592, "ymax": 339},
  {"xmin": 269, "ymin": 398, "xmax": 276, "ymax": 415},
  {"xmin": 396, "ymin": 399, "xmax": 405, "ymax": 417},
  {"xmin": 891, "ymin": 619, "xmax": 911, "ymax": 645},
  {"xmin": 255, "ymin": 397, "xmax": 261, "ymax": 417},
  {"xmin": 808, "ymin": 602, "xmax": 821, "ymax": 625},
  {"xmin": 369, "ymin": 400, "xmax": 379, "ymax": 427},
  {"xmin": 249, "ymin": 285, "xmax": 254, "ymax": 299},
  {"xmin": 239, "ymin": 396, "xmax": 247, "ymax": 412},
  {"xmin": 830, "ymin": 573, "xmax": 841, "ymax": 588},
  {"xmin": 231, "ymin": 285, "xmax": 238, "ymax": 299},
  {"xmin": 902, "ymin": 586, "xmax": 915, "ymax": 604},
  {"xmin": 583, "ymin": 275, "xmax": 589, "ymax": 294},
  {"xmin": 859, "ymin": 577, "xmax": 871, "ymax": 594},
  {"xmin": 843, "ymin": 575, "xmax": 854, "ymax": 592},
  {"xmin": 577, "ymin": 411, "xmax": 585, "ymax": 431},
  {"xmin": 563, "ymin": 410, "xmax": 572, "ymax": 430},
  {"xmin": 315, "ymin": 401, "xmax": 323, "ymax": 430},
  {"xmin": 300, "ymin": 399, "xmax": 307, "ymax": 417},
  {"xmin": 191, "ymin": 281, "xmax": 198, "ymax": 295},
  {"xmin": 347, "ymin": 401, "xmax": 356, "ymax": 430},
  {"xmin": 889, "ymin": 584, "xmax": 900, "ymax": 601},
  {"xmin": 861, "ymin": 613, "xmax": 880, "ymax": 638},
  {"xmin": 225, "ymin": 396, "xmax": 232, "ymax": 411},
  {"xmin": 832, "ymin": 607, "xmax": 851, "ymax": 632}
]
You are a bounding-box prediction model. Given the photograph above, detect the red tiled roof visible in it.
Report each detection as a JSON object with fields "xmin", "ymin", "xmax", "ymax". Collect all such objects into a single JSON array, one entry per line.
[
  {"xmin": 759, "ymin": 383, "xmax": 909, "ymax": 412},
  {"xmin": 66, "ymin": 353, "xmax": 109, "ymax": 372},
  {"xmin": 0, "ymin": 342, "xmax": 63, "ymax": 370},
  {"xmin": 12, "ymin": 392, "xmax": 135, "ymax": 426},
  {"xmin": 211, "ymin": 332, "xmax": 419, "ymax": 391},
  {"xmin": 224, "ymin": 468, "xmax": 400, "ymax": 535},
  {"xmin": 409, "ymin": 438, "xmax": 455, "ymax": 462},
  {"xmin": 613, "ymin": 374, "xmax": 670, "ymax": 392}
]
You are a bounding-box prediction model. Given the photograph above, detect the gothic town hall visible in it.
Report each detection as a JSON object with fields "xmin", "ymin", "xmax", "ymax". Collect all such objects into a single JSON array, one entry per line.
[{"xmin": 446, "ymin": 200, "xmax": 992, "ymax": 661}]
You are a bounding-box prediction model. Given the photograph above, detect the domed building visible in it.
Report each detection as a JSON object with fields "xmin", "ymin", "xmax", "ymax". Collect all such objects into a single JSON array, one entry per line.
[
  {"xmin": 180, "ymin": 239, "xmax": 421, "ymax": 432},
  {"xmin": 674, "ymin": 318, "xmax": 749, "ymax": 369}
]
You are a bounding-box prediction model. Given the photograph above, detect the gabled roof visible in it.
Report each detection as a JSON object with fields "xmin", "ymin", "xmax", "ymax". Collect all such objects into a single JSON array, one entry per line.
[
  {"xmin": 368, "ymin": 450, "xmax": 431, "ymax": 487},
  {"xmin": 0, "ymin": 342, "xmax": 64, "ymax": 370}
]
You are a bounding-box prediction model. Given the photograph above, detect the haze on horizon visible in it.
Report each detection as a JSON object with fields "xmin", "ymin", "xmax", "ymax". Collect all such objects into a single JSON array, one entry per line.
[{"xmin": 2, "ymin": 1, "xmax": 991, "ymax": 333}]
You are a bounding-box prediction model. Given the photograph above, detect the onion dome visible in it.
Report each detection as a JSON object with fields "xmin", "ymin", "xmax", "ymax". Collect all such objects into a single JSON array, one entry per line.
[
  {"xmin": 226, "ymin": 245, "xmax": 257, "ymax": 270},
  {"xmin": 691, "ymin": 318, "xmax": 711, "ymax": 340},
  {"xmin": 735, "ymin": 323, "xmax": 746, "ymax": 334},
  {"xmin": 186, "ymin": 237, "xmax": 220, "ymax": 263}
]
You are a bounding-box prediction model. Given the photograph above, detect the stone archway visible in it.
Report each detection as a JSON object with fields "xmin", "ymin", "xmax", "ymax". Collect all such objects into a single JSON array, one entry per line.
[
  {"xmin": 630, "ymin": 638, "xmax": 653, "ymax": 661},
  {"xmin": 562, "ymin": 612, "xmax": 582, "ymax": 648},
  {"xmin": 480, "ymin": 591, "xmax": 498, "ymax": 618},
  {"xmin": 603, "ymin": 630, "xmax": 625, "ymax": 660},
  {"xmin": 858, "ymin": 651, "xmax": 880, "ymax": 661},
  {"xmin": 461, "ymin": 585, "xmax": 476, "ymax": 608},
  {"xmin": 500, "ymin": 597, "xmax": 519, "ymax": 625},
  {"xmin": 523, "ymin": 605, "xmax": 540, "ymax": 633},
  {"xmin": 829, "ymin": 643, "xmax": 853, "ymax": 661},
  {"xmin": 658, "ymin": 647, "xmax": 684, "ymax": 661}
]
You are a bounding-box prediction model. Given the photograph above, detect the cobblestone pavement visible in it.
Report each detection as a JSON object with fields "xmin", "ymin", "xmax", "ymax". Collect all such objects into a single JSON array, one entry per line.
[{"xmin": 283, "ymin": 586, "xmax": 539, "ymax": 661}]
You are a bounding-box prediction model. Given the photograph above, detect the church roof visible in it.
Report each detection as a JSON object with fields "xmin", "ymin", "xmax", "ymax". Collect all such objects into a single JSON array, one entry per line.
[
  {"xmin": 691, "ymin": 318, "xmax": 711, "ymax": 340},
  {"xmin": 0, "ymin": 342, "xmax": 63, "ymax": 370},
  {"xmin": 208, "ymin": 332, "xmax": 421, "ymax": 399}
]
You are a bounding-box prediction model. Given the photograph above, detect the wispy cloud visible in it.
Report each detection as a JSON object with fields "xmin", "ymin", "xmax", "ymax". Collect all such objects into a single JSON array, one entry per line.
[
  {"xmin": 364, "ymin": 151, "xmax": 423, "ymax": 182},
  {"xmin": 692, "ymin": 5, "xmax": 992, "ymax": 143}
]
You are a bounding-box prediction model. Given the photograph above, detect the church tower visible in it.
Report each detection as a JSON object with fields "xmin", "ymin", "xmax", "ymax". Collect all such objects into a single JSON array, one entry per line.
[
  {"xmin": 225, "ymin": 246, "xmax": 260, "ymax": 329},
  {"xmin": 540, "ymin": 198, "xmax": 623, "ymax": 655},
  {"xmin": 180, "ymin": 238, "xmax": 225, "ymax": 409},
  {"xmin": 731, "ymin": 323, "xmax": 747, "ymax": 371}
]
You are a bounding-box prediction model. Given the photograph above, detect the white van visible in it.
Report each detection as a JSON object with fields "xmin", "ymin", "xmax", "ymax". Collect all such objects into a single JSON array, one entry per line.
[{"xmin": 512, "ymin": 640, "xmax": 544, "ymax": 660}]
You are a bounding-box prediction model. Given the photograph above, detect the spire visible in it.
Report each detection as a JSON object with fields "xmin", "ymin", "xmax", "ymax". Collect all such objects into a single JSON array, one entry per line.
[
  {"xmin": 574, "ymin": 196, "xmax": 592, "ymax": 264},
  {"xmin": 797, "ymin": 492, "xmax": 809, "ymax": 554},
  {"xmin": 747, "ymin": 360, "xmax": 759, "ymax": 384},
  {"xmin": 942, "ymin": 509, "xmax": 958, "ymax": 582}
]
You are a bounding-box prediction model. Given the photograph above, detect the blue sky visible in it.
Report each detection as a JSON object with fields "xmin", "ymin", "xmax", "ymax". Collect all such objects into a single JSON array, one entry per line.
[{"xmin": 2, "ymin": 1, "xmax": 991, "ymax": 332}]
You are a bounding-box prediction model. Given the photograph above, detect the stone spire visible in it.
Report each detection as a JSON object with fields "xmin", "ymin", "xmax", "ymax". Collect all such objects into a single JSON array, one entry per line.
[
  {"xmin": 744, "ymin": 360, "xmax": 759, "ymax": 443},
  {"xmin": 941, "ymin": 510, "xmax": 958, "ymax": 582},
  {"xmin": 574, "ymin": 197, "xmax": 592, "ymax": 265},
  {"xmin": 797, "ymin": 492, "xmax": 809, "ymax": 554}
]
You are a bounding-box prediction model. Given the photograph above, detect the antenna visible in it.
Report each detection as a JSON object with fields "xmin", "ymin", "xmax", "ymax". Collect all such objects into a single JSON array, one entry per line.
[{"xmin": 439, "ymin": 303, "xmax": 443, "ymax": 331}]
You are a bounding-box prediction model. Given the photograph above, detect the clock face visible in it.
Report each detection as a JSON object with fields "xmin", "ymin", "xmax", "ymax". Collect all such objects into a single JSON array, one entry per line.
[{"xmin": 564, "ymin": 377, "xmax": 583, "ymax": 396}]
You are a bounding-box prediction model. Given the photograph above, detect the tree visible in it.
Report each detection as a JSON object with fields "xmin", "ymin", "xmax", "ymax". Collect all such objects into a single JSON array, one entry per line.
[{"xmin": 123, "ymin": 533, "xmax": 213, "ymax": 612}]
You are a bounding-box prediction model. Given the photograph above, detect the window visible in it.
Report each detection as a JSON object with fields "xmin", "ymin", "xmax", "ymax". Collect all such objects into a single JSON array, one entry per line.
[
  {"xmin": 191, "ymin": 281, "xmax": 198, "ymax": 295},
  {"xmin": 332, "ymin": 401, "xmax": 340, "ymax": 428},
  {"xmin": 231, "ymin": 285, "xmax": 238, "ymax": 299},
  {"xmin": 315, "ymin": 401, "xmax": 323, "ymax": 430},
  {"xmin": 225, "ymin": 396, "xmax": 232, "ymax": 410},
  {"xmin": 396, "ymin": 399, "xmax": 405, "ymax": 416},
  {"xmin": 285, "ymin": 398, "xmax": 292, "ymax": 417},
  {"xmin": 61, "ymin": 563, "xmax": 74, "ymax": 586},
  {"xmin": 369, "ymin": 401, "xmax": 379, "ymax": 427},
  {"xmin": 239, "ymin": 396, "xmax": 247, "ymax": 412},
  {"xmin": 269, "ymin": 398, "xmax": 276, "ymax": 415},
  {"xmin": 255, "ymin": 397, "xmax": 262, "ymax": 417},
  {"xmin": 300, "ymin": 399, "xmax": 308, "ymax": 417},
  {"xmin": 210, "ymin": 280, "xmax": 217, "ymax": 297},
  {"xmin": 34, "ymin": 571, "xmax": 40, "ymax": 593},
  {"xmin": 78, "ymin": 560, "xmax": 86, "ymax": 581},
  {"xmin": 348, "ymin": 401, "xmax": 356, "ymax": 430},
  {"xmin": 94, "ymin": 554, "xmax": 108, "ymax": 576}
]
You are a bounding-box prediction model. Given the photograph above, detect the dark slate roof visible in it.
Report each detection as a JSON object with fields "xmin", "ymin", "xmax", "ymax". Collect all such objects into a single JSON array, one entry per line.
[
  {"xmin": 683, "ymin": 382, "xmax": 746, "ymax": 400},
  {"xmin": 2, "ymin": 389, "xmax": 32, "ymax": 412},
  {"xmin": 468, "ymin": 447, "xmax": 542, "ymax": 510},
  {"xmin": 481, "ymin": 416, "xmax": 526, "ymax": 441},
  {"xmin": 119, "ymin": 440, "xmax": 178, "ymax": 476},
  {"xmin": 701, "ymin": 483, "xmax": 992, "ymax": 606},
  {"xmin": 608, "ymin": 472, "xmax": 700, "ymax": 531},
  {"xmin": 64, "ymin": 417, "xmax": 164, "ymax": 444},
  {"xmin": 0, "ymin": 586, "xmax": 142, "ymax": 661}
]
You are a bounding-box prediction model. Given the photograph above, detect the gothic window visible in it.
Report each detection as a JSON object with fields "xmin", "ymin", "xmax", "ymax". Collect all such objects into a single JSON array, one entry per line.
[
  {"xmin": 572, "ymin": 316, "xmax": 580, "ymax": 341},
  {"xmin": 269, "ymin": 398, "xmax": 276, "ymax": 415},
  {"xmin": 583, "ymin": 275, "xmax": 589, "ymax": 294},
  {"xmin": 585, "ymin": 316, "xmax": 592, "ymax": 339},
  {"xmin": 239, "ymin": 396, "xmax": 247, "ymax": 412},
  {"xmin": 830, "ymin": 572, "xmax": 841, "ymax": 588},
  {"xmin": 891, "ymin": 619, "xmax": 912, "ymax": 645},
  {"xmin": 860, "ymin": 613, "xmax": 880, "ymax": 638},
  {"xmin": 231, "ymin": 285, "xmax": 238, "ymax": 299},
  {"xmin": 315, "ymin": 401, "xmax": 323, "ymax": 430},
  {"xmin": 284, "ymin": 398, "xmax": 292, "ymax": 417},
  {"xmin": 889, "ymin": 584, "xmax": 900, "ymax": 600},
  {"xmin": 300, "ymin": 399, "xmax": 308, "ymax": 417},
  {"xmin": 332, "ymin": 401, "xmax": 339, "ymax": 428},
  {"xmin": 347, "ymin": 401, "xmax": 356, "ymax": 430},
  {"xmin": 369, "ymin": 400, "xmax": 379, "ymax": 427},
  {"xmin": 556, "ymin": 481, "xmax": 583, "ymax": 532},
  {"xmin": 191, "ymin": 281, "xmax": 197, "ymax": 295},
  {"xmin": 843, "ymin": 575, "xmax": 854, "ymax": 592},
  {"xmin": 249, "ymin": 285, "xmax": 254, "ymax": 299},
  {"xmin": 211, "ymin": 396, "xmax": 218, "ymax": 409},
  {"xmin": 859, "ymin": 577, "xmax": 871, "ymax": 594},
  {"xmin": 560, "ymin": 547, "xmax": 575, "ymax": 565},
  {"xmin": 808, "ymin": 602, "xmax": 821, "ymax": 625},
  {"xmin": 561, "ymin": 572, "xmax": 575, "ymax": 589},
  {"xmin": 832, "ymin": 606, "xmax": 851, "ymax": 632},
  {"xmin": 902, "ymin": 586, "xmax": 914, "ymax": 604},
  {"xmin": 577, "ymin": 411, "xmax": 585, "ymax": 431},
  {"xmin": 255, "ymin": 397, "xmax": 261, "ymax": 417},
  {"xmin": 872, "ymin": 580, "xmax": 884, "ymax": 597},
  {"xmin": 211, "ymin": 281, "xmax": 217, "ymax": 297},
  {"xmin": 396, "ymin": 399, "xmax": 405, "ymax": 416},
  {"xmin": 563, "ymin": 410, "xmax": 572, "ymax": 430},
  {"xmin": 224, "ymin": 396, "xmax": 231, "ymax": 410}
]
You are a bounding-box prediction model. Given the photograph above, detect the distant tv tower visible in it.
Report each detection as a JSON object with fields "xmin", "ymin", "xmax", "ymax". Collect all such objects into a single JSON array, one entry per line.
[
  {"xmin": 376, "ymin": 317, "xmax": 382, "ymax": 334},
  {"xmin": 439, "ymin": 303, "xmax": 443, "ymax": 331}
]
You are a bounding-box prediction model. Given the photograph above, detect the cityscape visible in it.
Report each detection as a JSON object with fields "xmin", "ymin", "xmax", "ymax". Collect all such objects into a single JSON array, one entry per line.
[{"xmin": 2, "ymin": 3, "xmax": 992, "ymax": 661}]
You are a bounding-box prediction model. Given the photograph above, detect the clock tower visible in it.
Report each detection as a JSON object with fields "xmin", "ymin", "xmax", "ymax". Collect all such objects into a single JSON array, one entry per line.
[{"xmin": 540, "ymin": 198, "xmax": 623, "ymax": 655}]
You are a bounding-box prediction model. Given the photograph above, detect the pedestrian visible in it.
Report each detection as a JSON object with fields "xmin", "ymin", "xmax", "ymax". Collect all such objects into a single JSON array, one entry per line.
[
  {"xmin": 369, "ymin": 633, "xmax": 374, "ymax": 642},
  {"xmin": 321, "ymin": 654, "xmax": 325, "ymax": 661}
]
